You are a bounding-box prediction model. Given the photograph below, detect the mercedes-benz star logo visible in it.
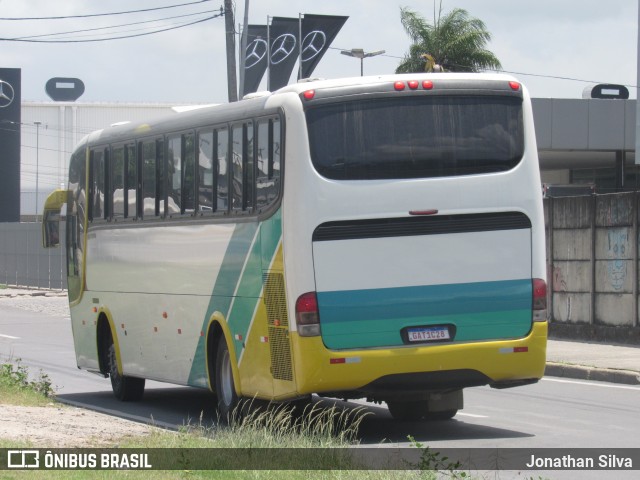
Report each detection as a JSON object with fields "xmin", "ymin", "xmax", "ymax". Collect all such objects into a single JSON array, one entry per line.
[
  {"xmin": 301, "ymin": 30, "xmax": 327, "ymax": 62},
  {"xmin": 0, "ymin": 80, "xmax": 15, "ymax": 108},
  {"xmin": 270, "ymin": 33, "xmax": 296, "ymax": 65},
  {"xmin": 245, "ymin": 38, "xmax": 268, "ymax": 69}
]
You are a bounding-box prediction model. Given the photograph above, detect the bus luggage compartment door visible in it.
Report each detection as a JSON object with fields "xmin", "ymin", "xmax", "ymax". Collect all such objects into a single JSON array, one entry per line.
[{"xmin": 311, "ymin": 213, "xmax": 533, "ymax": 350}]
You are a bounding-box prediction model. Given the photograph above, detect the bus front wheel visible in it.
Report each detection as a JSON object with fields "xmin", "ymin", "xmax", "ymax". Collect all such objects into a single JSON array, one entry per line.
[
  {"xmin": 108, "ymin": 341, "xmax": 145, "ymax": 401},
  {"xmin": 215, "ymin": 335, "xmax": 239, "ymax": 420}
]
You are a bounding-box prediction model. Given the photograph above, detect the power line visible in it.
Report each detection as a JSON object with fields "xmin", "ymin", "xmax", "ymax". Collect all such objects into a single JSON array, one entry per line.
[
  {"xmin": 12, "ymin": 9, "xmax": 219, "ymax": 41},
  {"xmin": 0, "ymin": 12, "xmax": 224, "ymax": 43},
  {"xmin": 0, "ymin": 1, "xmax": 213, "ymax": 21}
]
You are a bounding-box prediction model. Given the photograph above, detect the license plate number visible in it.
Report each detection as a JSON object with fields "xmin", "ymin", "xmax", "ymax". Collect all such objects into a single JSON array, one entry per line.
[{"xmin": 407, "ymin": 326, "xmax": 450, "ymax": 342}]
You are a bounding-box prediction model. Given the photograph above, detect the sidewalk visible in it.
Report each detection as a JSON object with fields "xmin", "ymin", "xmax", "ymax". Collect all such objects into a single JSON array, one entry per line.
[
  {"xmin": 2, "ymin": 286, "xmax": 639, "ymax": 385},
  {"xmin": 546, "ymin": 339, "xmax": 640, "ymax": 385}
]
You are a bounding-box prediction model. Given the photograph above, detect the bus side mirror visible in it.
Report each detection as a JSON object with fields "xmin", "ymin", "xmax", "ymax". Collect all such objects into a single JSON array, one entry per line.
[
  {"xmin": 43, "ymin": 209, "xmax": 62, "ymax": 247},
  {"xmin": 41, "ymin": 189, "xmax": 70, "ymax": 248}
]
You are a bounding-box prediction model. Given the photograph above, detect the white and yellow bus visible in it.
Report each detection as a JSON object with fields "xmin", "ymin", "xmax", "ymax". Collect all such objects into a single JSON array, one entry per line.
[{"xmin": 43, "ymin": 73, "xmax": 547, "ymax": 421}]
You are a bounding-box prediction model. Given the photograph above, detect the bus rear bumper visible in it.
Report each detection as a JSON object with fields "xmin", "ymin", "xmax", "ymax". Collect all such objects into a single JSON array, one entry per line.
[{"xmin": 291, "ymin": 321, "xmax": 547, "ymax": 398}]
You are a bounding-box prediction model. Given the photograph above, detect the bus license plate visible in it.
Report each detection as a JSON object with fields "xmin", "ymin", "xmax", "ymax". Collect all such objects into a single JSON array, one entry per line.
[{"xmin": 407, "ymin": 326, "xmax": 450, "ymax": 342}]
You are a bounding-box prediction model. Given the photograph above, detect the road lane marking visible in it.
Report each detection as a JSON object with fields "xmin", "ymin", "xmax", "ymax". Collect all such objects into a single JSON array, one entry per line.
[
  {"xmin": 0, "ymin": 333, "xmax": 19, "ymax": 339},
  {"xmin": 543, "ymin": 377, "xmax": 640, "ymax": 391}
]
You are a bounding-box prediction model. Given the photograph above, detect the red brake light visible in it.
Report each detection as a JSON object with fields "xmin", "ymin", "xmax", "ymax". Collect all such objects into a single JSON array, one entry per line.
[
  {"xmin": 408, "ymin": 80, "xmax": 419, "ymax": 90},
  {"xmin": 422, "ymin": 80, "xmax": 434, "ymax": 90},
  {"xmin": 394, "ymin": 81, "xmax": 406, "ymax": 91},
  {"xmin": 509, "ymin": 81, "xmax": 521, "ymax": 91},
  {"xmin": 296, "ymin": 292, "xmax": 321, "ymax": 336},
  {"xmin": 303, "ymin": 89, "xmax": 315, "ymax": 100},
  {"xmin": 532, "ymin": 278, "xmax": 547, "ymax": 322}
]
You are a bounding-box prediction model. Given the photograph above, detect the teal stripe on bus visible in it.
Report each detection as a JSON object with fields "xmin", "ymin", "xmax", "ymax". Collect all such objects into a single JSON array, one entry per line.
[
  {"xmin": 318, "ymin": 279, "xmax": 533, "ymax": 350},
  {"xmin": 226, "ymin": 211, "xmax": 283, "ymax": 360},
  {"xmin": 187, "ymin": 210, "xmax": 283, "ymax": 388},
  {"xmin": 187, "ymin": 222, "xmax": 259, "ymax": 387}
]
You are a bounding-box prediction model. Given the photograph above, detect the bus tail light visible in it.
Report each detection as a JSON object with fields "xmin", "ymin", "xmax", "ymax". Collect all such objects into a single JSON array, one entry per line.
[
  {"xmin": 296, "ymin": 292, "xmax": 321, "ymax": 337},
  {"xmin": 394, "ymin": 81, "xmax": 406, "ymax": 91},
  {"xmin": 532, "ymin": 278, "xmax": 547, "ymax": 322}
]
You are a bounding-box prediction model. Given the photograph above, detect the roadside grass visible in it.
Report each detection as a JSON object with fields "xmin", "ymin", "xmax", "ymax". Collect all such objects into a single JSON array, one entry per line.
[
  {"xmin": 0, "ymin": 360, "xmax": 472, "ymax": 479},
  {"xmin": 0, "ymin": 402, "xmax": 427, "ymax": 480},
  {"xmin": 0, "ymin": 358, "xmax": 55, "ymax": 406}
]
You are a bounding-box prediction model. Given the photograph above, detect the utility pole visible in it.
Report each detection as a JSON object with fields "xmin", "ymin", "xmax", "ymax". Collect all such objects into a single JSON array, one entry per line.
[
  {"xmin": 224, "ymin": 0, "xmax": 238, "ymax": 102},
  {"xmin": 238, "ymin": 0, "xmax": 250, "ymax": 98}
]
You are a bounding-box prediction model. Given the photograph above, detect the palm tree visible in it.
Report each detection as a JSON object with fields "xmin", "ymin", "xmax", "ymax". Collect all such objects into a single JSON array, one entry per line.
[{"xmin": 396, "ymin": 3, "xmax": 502, "ymax": 73}]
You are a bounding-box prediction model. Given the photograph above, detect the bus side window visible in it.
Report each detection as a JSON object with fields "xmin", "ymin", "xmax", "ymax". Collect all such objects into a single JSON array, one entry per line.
[
  {"xmin": 111, "ymin": 146, "xmax": 125, "ymax": 220},
  {"xmin": 141, "ymin": 139, "xmax": 165, "ymax": 218},
  {"xmin": 244, "ymin": 122, "xmax": 255, "ymax": 211},
  {"xmin": 257, "ymin": 117, "xmax": 281, "ymax": 210},
  {"xmin": 198, "ymin": 130, "xmax": 215, "ymax": 212},
  {"xmin": 90, "ymin": 148, "xmax": 106, "ymax": 221},
  {"xmin": 167, "ymin": 134, "xmax": 182, "ymax": 216},
  {"xmin": 231, "ymin": 125, "xmax": 243, "ymax": 211},
  {"xmin": 217, "ymin": 128, "xmax": 229, "ymax": 212},
  {"xmin": 125, "ymin": 143, "xmax": 137, "ymax": 219},
  {"xmin": 182, "ymin": 132, "xmax": 196, "ymax": 214},
  {"xmin": 156, "ymin": 138, "xmax": 165, "ymax": 217},
  {"xmin": 231, "ymin": 122, "xmax": 254, "ymax": 213},
  {"xmin": 141, "ymin": 140, "xmax": 157, "ymax": 218}
]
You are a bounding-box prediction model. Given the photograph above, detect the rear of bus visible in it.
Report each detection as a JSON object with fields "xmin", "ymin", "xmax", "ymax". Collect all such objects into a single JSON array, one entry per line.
[{"xmin": 280, "ymin": 74, "xmax": 547, "ymax": 419}]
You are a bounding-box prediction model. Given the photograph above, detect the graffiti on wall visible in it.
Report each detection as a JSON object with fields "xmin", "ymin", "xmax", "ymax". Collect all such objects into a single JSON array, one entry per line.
[{"xmin": 606, "ymin": 228, "xmax": 628, "ymax": 291}]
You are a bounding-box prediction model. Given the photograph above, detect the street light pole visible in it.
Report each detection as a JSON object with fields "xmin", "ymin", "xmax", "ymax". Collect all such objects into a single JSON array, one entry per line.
[
  {"xmin": 340, "ymin": 48, "xmax": 386, "ymax": 76},
  {"xmin": 34, "ymin": 121, "xmax": 41, "ymax": 218}
]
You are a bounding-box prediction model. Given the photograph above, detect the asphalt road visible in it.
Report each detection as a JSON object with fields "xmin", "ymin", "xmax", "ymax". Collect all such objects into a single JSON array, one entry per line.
[{"xmin": 2, "ymin": 299, "xmax": 640, "ymax": 479}]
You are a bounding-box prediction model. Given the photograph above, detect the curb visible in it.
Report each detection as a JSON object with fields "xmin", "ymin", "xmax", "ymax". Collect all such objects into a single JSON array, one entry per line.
[
  {"xmin": 0, "ymin": 289, "xmax": 66, "ymax": 298},
  {"xmin": 545, "ymin": 362, "xmax": 640, "ymax": 385}
]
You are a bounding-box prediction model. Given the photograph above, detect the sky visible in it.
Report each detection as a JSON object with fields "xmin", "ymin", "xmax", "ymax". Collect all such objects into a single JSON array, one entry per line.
[{"xmin": 0, "ymin": 0, "xmax": 638, "ymax": 104}]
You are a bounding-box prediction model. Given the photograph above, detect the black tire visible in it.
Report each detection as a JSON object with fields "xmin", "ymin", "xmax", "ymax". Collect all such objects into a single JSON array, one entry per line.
[
  {"xmin": 387, "ymin": 400, "xmax": 426, "ymax": 421},
  {"xmin": 387, "ymin": 400, "xmax": 458, "ymax": 421},
  {"xmin": 423, "ymin": 409, "xmax": 458, "ymax": 421},
  {"xmin": 215, "ymin": 335, "xmax": 239, "ymax": 420},
  {"xmin": 108, "ymin": 341, "xmax": 145, "ymax": 401}
]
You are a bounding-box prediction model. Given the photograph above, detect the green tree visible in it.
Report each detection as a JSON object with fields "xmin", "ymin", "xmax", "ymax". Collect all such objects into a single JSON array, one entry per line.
[{"xmin": 396, "ymin": 2, "xmax": 502, "ymax": 73}]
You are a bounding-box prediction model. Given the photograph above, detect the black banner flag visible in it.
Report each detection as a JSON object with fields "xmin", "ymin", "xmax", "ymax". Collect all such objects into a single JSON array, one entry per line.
[
  {"xmin": 0, "ymin": 68, "xmax": 21, "ymax": 222},
  {"xmin": 242, "ymin": 25, "xmax": 269, "ymax": 97},
  {"xmin": 300, "ymin": 14, "xmax": 348, "ymax": 80},
  {"xmin": 268, "ymin": 17, "xmax": 299, "ymax": 91}
]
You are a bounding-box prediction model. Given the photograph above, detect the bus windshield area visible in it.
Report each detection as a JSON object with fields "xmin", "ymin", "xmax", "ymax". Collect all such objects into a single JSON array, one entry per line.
[{"xmin": 305, "ymin": 95, "xmax": 524, "ymax": 180}]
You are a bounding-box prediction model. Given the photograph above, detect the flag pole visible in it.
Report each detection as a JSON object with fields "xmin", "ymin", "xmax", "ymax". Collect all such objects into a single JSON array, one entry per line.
[
  {"xmin": 267, "ymin": 16, "xmax": 271, "ymax": 91},
  {"xmin": 298, "ymin": 13, "xmax": 303, "ymax": 80}
]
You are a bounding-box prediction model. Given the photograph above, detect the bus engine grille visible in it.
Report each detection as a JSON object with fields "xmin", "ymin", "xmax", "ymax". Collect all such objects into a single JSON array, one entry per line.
[{"xmin": 263, "ymin": 272, "xmax": 293, "ymax": 381}]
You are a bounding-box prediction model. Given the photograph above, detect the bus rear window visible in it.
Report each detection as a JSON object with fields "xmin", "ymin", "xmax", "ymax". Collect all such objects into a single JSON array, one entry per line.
[{"xmin": 305, "ymin": 96, "xmax": 524, "ymax": 180}]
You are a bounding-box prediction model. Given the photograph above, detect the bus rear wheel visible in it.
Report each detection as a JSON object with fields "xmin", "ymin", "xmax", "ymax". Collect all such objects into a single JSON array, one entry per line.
[
  {"xmin": 215, "ymin": 336, "xmax": 239, "ymax": 420},
  {"xmin": 387, "ymin": 400, "xmax": 459, "ymax": 421},
  {"xmin": 108, "ymin": 341, "xmax": 145, "ymax": 401},
  {"xmin": 387, "ymin": 400, "xmax": 427, "ymax": 421}
]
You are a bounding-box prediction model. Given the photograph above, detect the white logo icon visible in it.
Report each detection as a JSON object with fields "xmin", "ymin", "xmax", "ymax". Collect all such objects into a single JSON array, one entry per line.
[
  {"xmin": 301, "ymin": 30, "xmax": 327, "ymax": 62},
  {"xmin": 270, "ymin": 33, "xmax": 296, "ymax": 65},
  {"xmin": 245, "ymin": 38, "xmax": 268, "ymax": 69},
  {"xmin": 0, "ymin": 80, "xmax": 15, "ymax": 108},
  {"xmin": 8, "ymin": 450, "xmax": 40, "ymax": 469}
]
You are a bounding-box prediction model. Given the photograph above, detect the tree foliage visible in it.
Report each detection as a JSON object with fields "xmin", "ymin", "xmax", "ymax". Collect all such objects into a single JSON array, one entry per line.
[{"xmin": 396, "ymin": 3, "xmax": 502, "ymax": 73}]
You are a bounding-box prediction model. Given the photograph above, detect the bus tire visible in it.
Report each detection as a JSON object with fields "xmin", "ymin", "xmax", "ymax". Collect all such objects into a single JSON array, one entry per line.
[
  {"xmin": 215, "ymin": 335, "xmax": 239, "ymax": 420},
  {"xmin": 386, "ymin": 400, "xmax": 426, "ymax": 421},
  {"xmin": 108, "ymin": 341, "xmax": 145, "ymax": 401},
  {"xmin": 423, "ymin": 409, "xmax": 458, "ymax": 421}
]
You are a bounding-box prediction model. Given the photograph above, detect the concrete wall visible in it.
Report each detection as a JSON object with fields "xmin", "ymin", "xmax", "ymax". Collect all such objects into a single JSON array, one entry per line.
[
  {"xmin": 547, "ymin": 193, "xmax": 640, "ymax": 332},
  {"xmin": 0, "ymin": 222, "xmax": 66, "ymax": 289}
]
